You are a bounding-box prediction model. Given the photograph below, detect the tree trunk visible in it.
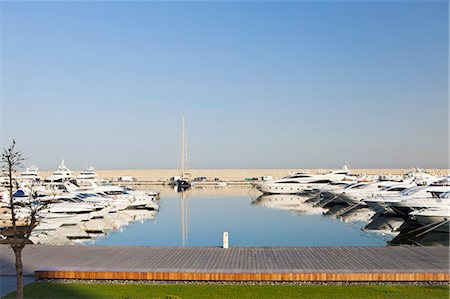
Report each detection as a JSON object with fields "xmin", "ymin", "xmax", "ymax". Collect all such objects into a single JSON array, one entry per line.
[{"xmin": 13, "ymin": 247, "xmax": 24, "ymax": 299}]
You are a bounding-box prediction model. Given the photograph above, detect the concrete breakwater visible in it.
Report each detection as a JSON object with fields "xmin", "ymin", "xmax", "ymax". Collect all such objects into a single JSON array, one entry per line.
[{"xmin": 36, "ymin": 168, "xmax": 449, "ymax": 182}]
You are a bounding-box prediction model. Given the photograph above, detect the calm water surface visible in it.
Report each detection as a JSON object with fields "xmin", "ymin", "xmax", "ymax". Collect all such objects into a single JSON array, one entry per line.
[{"xmin": 91, "ymin": 186, "xmax": 391, "ymax": 246}]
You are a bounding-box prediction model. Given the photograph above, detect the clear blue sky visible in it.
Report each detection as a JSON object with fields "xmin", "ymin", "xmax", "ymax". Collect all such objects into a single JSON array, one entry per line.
[{"xmin": 1, "ymin": 1, "xmax": 448, "ymax": 170}]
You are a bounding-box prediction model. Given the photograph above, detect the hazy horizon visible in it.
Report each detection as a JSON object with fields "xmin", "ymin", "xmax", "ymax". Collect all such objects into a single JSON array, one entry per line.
[{"xmin": 1, "ymin": 1, "xmax": 448, "ymax": 170}]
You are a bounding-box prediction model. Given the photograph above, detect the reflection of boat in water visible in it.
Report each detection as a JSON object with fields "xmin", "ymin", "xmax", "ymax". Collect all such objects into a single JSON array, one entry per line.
[
  {"xmin": 29, "ymin": 231, "xmax": 72, "ymax": 245},
  {"xmin": 122, "ymin": 209, "xmax": 157, "ymax": 222},
  {"xmin": 29, "ymin": 207, "xmax": 158, "ymax": 245},
  {"xmin": 253, "ymin": 194, "xmax": 325, "ymax": 215},
  {"xmin": 55, "ymin": 225, "xmax": 90, "ymax": 240},
  {"xmin": 364, "ymin": 213, "xmax": 405, "ymax": 235},
  {"xmin": 323, "ymin": 201, "xmax": 376, "ymax": 224},
  {"xmin": 176, "ymin": 179, "xmax": 191, "ymax": 192},
  {"xmin": 324, "ymin": 204, "xmax": 348, "ymax": 217},
  {"xmin": 339, "ymin": 207, "xmax": 376, "ymax": 224},
  {"xmin": 409, "ymin": 207, "xmax": 449, "ymax": 233},
  {"xmin": 390, "ymin": 230, "xmax": 449, "ymax": 246},
  {"xmin": 80, "ymin": 218, "xmax": 115, "ymax": 233},
  {"xmin": 82, "ymin": 209, "xmax": 157, "ymax": 233}
]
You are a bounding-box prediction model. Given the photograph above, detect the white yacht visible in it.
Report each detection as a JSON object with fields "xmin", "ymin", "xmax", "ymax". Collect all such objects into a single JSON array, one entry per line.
[
  {"xmin": 70, "ymin": 181, "xmax": 159, "ymax": 211},
  {"xmin": 17, "ymin": 165, "xmax": 42, "ymax": 185},
  {"xmin": 77, "ymin": 166, "xmax": 98, "ymax": 182},
  {"xmin": 253, "ymin": 168, "xmax": 350, "ymax": 194},
  {"xmin": 337, "ymin": 181, "xmax": 417, "ymax": 206},
  {"xmin": 44, "ymin": 160, "xmax": 75, "ymax": 184},
  {"xmin": 384, "ymin": 187, "xmax": 450, "ymax": 217}
]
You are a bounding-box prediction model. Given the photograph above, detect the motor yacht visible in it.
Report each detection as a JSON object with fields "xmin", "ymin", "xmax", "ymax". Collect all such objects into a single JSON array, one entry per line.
[
  {"xmin": 338, "ymin": 181, "xmax": 419, "ymax": 206},
  {"xmin": 378, "ymin": 186, "xmax": 450, "ymax": 217},
  {"xmin": 67, "ymin": 181, "xmax": 159, "ymax": 211},
  {"xmin": 253, "ymin": 168, "xmax": 350, "ymax": 195},
  {"xmin": 44, "ymin": 160, "xmax": 75, "ymax": 185},
  {"xmin": 77, "ymin": 166, "xmax": 98, "ymax": 182},
  {"xmin": 16, "ymin": 165, "xmax": 42, "ymax": 185},
  {"xmin": 385, "ymin": 186, "xmax": 450, "ymax": 216}
]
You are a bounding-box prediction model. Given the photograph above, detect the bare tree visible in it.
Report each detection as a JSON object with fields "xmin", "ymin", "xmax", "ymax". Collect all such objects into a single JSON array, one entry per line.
[{"xmin": 1, "ymin": 140, "xmax": 48, "ymax": 299}]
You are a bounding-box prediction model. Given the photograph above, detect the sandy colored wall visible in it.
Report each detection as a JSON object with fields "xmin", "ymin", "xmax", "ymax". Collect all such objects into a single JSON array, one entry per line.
[{"xmin": 37, "ymin": 168, "xmax": 449, "ymax": 181}]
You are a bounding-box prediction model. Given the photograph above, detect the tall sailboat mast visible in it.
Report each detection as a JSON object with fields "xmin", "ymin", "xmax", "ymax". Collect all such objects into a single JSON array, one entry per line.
[
  {"xmin": 180, "ymin": 116, "xmax": 189, "ymax": 246},
  {"xmin": 181, "ymin": 116, "xmax": 185, "ymax": 178},
  {"xmin": 185, "ymin": 129, "xmax": 188, "ymax": 171},
  {"xmin": 180, "ymin": 115, "xmax": 188, "ymax": 178}
]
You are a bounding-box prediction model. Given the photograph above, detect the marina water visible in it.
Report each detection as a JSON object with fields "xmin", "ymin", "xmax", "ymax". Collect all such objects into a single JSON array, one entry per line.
[{"xmin": 91, "ymin": 186, "xmax": 406, "ymax": 247}]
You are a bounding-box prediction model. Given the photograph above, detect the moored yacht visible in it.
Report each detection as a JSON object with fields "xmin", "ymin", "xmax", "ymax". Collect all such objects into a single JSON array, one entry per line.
[
  {"xmin": 253, "ymin": 167, "xmax": 350, "ymax": 195},
  {"xmin": 337, "ymin": 181, "xmax": 417, "ymax": 206},
  {"xmin": 77, "ymin": 166, "xmax": 98, "ymax": 182},
  {"xmin": 385, "ymin": 187, "xmax": 450, "ymax": 217},
  {"xmin": 44, "ymin": 160, "xmax": 75, "ymax": 185},
  {"xmin": 16, "ymin": 165, "xmax": 42, "ymax": 185}
]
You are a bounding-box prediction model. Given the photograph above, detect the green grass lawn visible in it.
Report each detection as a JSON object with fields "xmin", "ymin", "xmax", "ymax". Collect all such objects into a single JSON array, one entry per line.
[{"xmin": 3, "ymin": 282, "xmax": 449, "ymax": 299}]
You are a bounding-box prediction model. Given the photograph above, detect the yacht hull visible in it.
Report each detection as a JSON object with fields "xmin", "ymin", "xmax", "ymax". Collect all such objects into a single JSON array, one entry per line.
[{"xmin": 255, "ymin": 183, "xmax": 308, "ymax": 194}]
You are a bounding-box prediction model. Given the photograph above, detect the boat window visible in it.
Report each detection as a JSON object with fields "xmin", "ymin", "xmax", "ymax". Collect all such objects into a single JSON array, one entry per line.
[
  {"xmin": 288, "ymin": 175, "xmax": 311, "ymax": 179},
  {"xmin": 104, "ymin": 190, "xmax": 123, "ymax": 195},
  {"xmin": 386, "ymin": 187, "xmax": 406, "ymax": 192},
  {"xmin": 349, "ymin": 183, "xmax": 369, "ymax": 189},
  {"xmin": 309, "ymin": 180, "xmax": 331, "ymax": 184}
]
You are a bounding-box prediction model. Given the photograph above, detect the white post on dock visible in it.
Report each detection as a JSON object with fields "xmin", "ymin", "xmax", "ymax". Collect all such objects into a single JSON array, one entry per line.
[{"xmin": 223, "ymin": 232, "xmax": 229, "ymax": 249}]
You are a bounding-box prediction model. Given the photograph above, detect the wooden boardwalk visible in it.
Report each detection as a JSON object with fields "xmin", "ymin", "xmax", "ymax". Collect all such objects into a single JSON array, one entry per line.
[{"xmin": 0, "ymin": 245, "xmax": 448, "ymax": 281}]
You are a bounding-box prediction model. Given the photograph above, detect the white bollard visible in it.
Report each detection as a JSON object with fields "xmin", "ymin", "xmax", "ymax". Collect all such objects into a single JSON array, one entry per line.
[{"xmin": 223, "ymin": 232, "xmax": 229, "ymax": 249}]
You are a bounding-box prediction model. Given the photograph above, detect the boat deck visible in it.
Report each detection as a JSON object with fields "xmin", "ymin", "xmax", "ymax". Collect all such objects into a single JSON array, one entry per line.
[{"xmin": 0, "ymin": 245, "xmax": 448, "ymax": 281}]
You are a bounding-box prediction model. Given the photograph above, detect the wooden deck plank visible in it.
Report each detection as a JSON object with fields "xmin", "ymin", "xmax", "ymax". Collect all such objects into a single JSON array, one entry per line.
[{"xmin": 1, "ymin": 245, "xmax": 448, "ymax": 281}]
